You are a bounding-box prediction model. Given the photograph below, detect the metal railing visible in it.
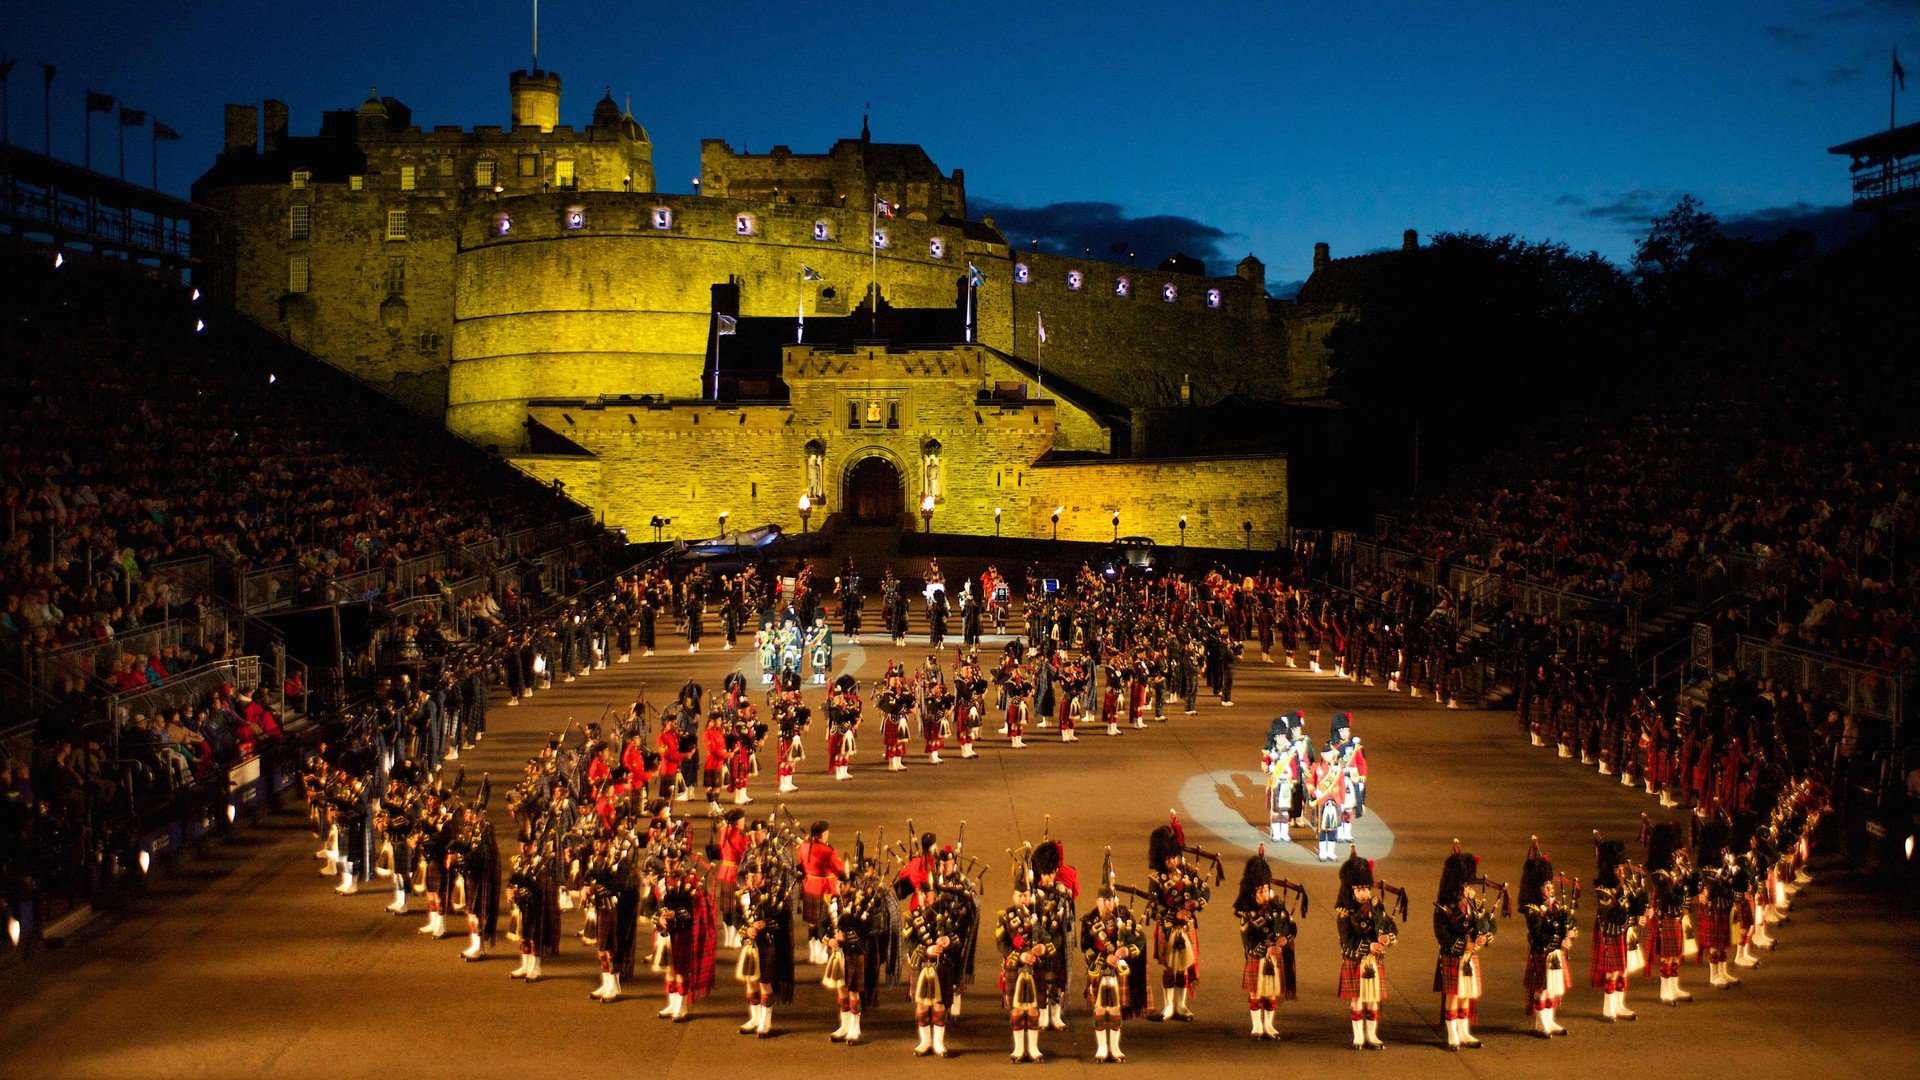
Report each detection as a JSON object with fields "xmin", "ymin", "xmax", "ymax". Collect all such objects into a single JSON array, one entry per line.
[
  {"xmin": 25, "ymin": 620, "xmax": 199, "ymax": 693},
  {"xmin": 1733, "ymin": 636, "xmax": 1910, "ymax": 728},
  {"xmin": 105, "ymin": 656, "xmax": 264, "ymax": 748}
]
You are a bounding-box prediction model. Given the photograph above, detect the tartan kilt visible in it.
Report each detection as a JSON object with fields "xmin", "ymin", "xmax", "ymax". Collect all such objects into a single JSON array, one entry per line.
[
  {"xmin": 1524, "ymin": 952, "xmax": 1554, "ymax": 995},
  {"xmin": 1694, "ymin": 903, "xmax": 1732, "ymax": 952},
  {"xmin": 1589, "ymin": 929, "xmax": 1629, "ymax": 987},
  {"xmin": 1242, "ymin": 956, "xmax": 1265, "ymax": 993},
  {"xmin": 1337, "ymin": 955, "xmax": 1387, "ymax": 1001},
  {"xmin": 800, "ymin": 892, "xmax": 828, "ymax": 926},
  {"xmin": 1648, "ymin": 915, "xmax": 1686, "ymax": 963},
  {"xmin": 1434, "ymin": 954, "xmax": 1462, "ymax": 996},
  {"xmin": 1085, "ymin": 973, "xmax": 1131, "ymax": 1012}
]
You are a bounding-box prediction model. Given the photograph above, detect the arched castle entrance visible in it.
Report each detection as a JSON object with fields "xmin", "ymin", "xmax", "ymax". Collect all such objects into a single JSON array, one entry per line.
[{"xmin": 845, "ymin": 456, "xmax": 904, "ymax": 524}]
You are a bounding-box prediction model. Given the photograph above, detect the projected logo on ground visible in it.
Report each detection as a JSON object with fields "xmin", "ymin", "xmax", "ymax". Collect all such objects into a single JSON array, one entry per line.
[{"xmin": 1176, "ymin": 769, "xmax": 1395, "ymax": 865}]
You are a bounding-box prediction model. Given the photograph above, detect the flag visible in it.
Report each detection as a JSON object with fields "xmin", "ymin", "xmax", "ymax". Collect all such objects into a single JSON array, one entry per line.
[
  {"xmin": 875, "ymin": 197, "xmax": 895, "ymax": 219},
  {"xmin": 801, "ymin": 265, "xmax": 822, "ymax": 281},
  {"xmin": 86, "ymin": 90, "xmax": 115, "ymax": 113},
  {"xmin": 716, "ymin": 313, "xmax": 737, "ymax": 335},
  {"xmin": 967, "ymin": 262, "xmax": 986, "ymax": 288},
  {"xmin": 119, "ymin": 106, "xmax": 146, "ymax": 127},
  {"xmin": 154, "ymin": 120, "xmax": 181, "ymax": 141},
  {"xmin": 1037, "ymin": 314, "xmax": 1048, "ymax": 344},
  {"xmin": 1898, "ymin": 46, "xmax": 1907, "ymax": 92}
]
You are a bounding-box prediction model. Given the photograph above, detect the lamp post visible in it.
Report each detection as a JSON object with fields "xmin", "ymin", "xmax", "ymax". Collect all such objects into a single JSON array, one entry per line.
[
  {"xmin": 993, "ymin": 506, "xmax": 1002, "ymax": 537},
  {"xmin": 1178, "ymin": 515, "xmax": 1187, "ymax": 547},
  {"xmin": 1051, "ymin": 506, "xmax": 1062, "ymax": 541},
  {"xmin": 1243, "ymin": 520, "xmax": 1253, "ymax": 551},
  {"xmin": 920, "ymin": 494, "xmax": 936, "ymax": 534},
  {"xmin": 798, "ymin": 494, "xmax": 812, "ymax": 534},
  {"xmin": 718, "ymin": 510, "xmax": 729, "ymax": 540},
  {"xmin": 1111, "ymin": 511, "xmax": 1120, "ymax": 542}
]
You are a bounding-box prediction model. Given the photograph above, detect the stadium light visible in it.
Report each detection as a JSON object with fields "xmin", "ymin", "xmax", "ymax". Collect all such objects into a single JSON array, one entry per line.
[
  {"xmin": 994, "ymin": 506, "xmax": 1002, "ymax": 537},
  {"xmin": 798, "ymin": 494, "xmax": 812, "ymax": 533},
  {"xmin": 1051, "ymin": 506, "xmax": 1062, "ymax": 541}
]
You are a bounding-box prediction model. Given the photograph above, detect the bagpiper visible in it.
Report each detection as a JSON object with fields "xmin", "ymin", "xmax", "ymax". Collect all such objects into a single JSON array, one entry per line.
[
  {"xmin": 1334, "ymin": 848, "xmax": 1400, "ymax": 1050},
  {"xmin": 1693, "ymin": 818, "xmax": 1743, "ymax": 990},
  {"xmin": 1030, "ymin": 839, "xmax": 1079, "ymax": 1033},
  {"xmin": 922, "ymin": 669, "xmax": 955, "ymax": 766},
  {"xmin": 825, "ymin": 837, "xmax": 899, "ymax": 1046},
  {"xmin": 734, "ymin": 833, "xmax": 797, "ymax": 1037},
  {"xmin": 799, "ymin": 820, "xmax": 847, "ymax": 964},
  {"xmin": 996, "ymin": 853, "xmax": 1058, "ymax": 1062},
  {"xmin": 452, "ymin": 785, "xmax": 501, "ymax": 963},
  {"xmin": 1432, "ymin": 844, "xmax": 1501, "ymax": 1050},
  {"xmin": 1519, "ymin": 836, "xmax": 1578, "ymax": 1037},
  {"xmin": 808, "ymin": 614, "xmax": 833, "ymax": 685},
  {"xmin": 826, "ymin": 674, "xmax": 862, "ymax": 782},
  {"xmin": 878, "ymin": 667, "xmax": 913, "ymax": 772},
  {"xmin": 1079, "ymin": 850, "xmax": 1148, "ymax": 1063},
  {"xmin": 1234, "ymin": 848, "xmax": 1303, "ymax": 1040},
  {"xmin": 1004, "ymin": 665, "xmax": 1034, "ymax": 749},
  {"xmin": 646, "ymin": 821, "xmax": 719, "ymax": 1021},
  {"xmin": 903, "ymin": 844, "xmax": 978, "ymax": 1057},
  {"xmin": 1589, "ymin": 831, "xmax": 1645, "ymax": 1022},
  {"xmin": 1144, "ymin": 817, "xmax": 1212, "ymax": 1022},
  {"xmin": 584, "ymin": 832, "xmax": 640, "ymax": 1002},
  {"xmin": 506, "ymin": 837, "xmax": 562, "ymax": 983},
  {"xmin": 1645, "ymin": 819, "xmax": 1695, "ymax": 1006}
]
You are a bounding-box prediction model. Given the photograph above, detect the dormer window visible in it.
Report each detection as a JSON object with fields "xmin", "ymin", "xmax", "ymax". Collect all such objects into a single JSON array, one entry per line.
[{"xmin": 290, "ymin": 169, "xmax": 311, "ymax": 189}]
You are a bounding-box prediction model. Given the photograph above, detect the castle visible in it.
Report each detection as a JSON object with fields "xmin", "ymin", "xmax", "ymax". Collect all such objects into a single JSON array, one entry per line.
[{"xmin": 192, "ymin": 67, "xmax": 1377, "ymax": 548}]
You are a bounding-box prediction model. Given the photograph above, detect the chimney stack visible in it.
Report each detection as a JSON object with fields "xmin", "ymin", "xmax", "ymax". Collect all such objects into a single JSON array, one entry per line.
[
  {"xmin": 1403, "ymin": 229, "xmax": 1419, "ymax": 252},
  {"xmin": 1312, "ymin": 242, "xmax": 1330, "ymax": 272},
  {"xmin": 223, "ymin": 104, "xmax": 259, "ymax": 154},
  {"xmin": 262, "ymin": 100, "xmax": 289, "ymax": 153}
]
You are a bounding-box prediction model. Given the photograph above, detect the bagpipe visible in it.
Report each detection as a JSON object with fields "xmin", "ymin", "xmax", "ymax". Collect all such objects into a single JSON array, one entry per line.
[
  {"xmin": 1372, "ymin": 880, "xmax": 1411, "ymax": 923},
  {"xmin": 1168, "ymin": 810, "xmax": 1227, "ymax": 886}
]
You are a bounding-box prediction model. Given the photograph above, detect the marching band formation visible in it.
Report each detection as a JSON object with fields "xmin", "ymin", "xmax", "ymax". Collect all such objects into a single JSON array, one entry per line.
[{"xmin": 298, "ymin": 556, "xmax": 1830, "ymax": 1059}]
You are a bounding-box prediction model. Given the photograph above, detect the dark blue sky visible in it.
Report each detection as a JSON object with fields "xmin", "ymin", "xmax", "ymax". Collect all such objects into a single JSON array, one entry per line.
[{"xmin": 9, "ymin": 0, "xmax": 1915, "ymax": 286}]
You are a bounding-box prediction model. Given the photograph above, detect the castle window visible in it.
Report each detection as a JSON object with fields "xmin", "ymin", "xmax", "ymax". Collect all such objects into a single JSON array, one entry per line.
[
  {"xmin": 847, "ymin": 401, "xmax": 860, "ymax": 429},
  {"xmin": 652, "ymin": 207, "xmax": 673, "ymax": 230},
  {"xmin": 416, "ymin": 331, "xmax": 441, "ymax": 354},
  {"xmin": 438, "ymin": 155, "xmax": 453, "ymax": 177},
  {"xmin": 887, "ymin": 402, "xmax": 899, "ymax": 429},
  {"xmin": 386, "ymin": 257, "xmax": 406, "ymax": 296},
  {"xmin": 872, "ymin": 229, "xmax": 890, "ymax": 250},
  {"xmin": 287, "ymin": 256, "xmax": 310, "ymax": 293},
  {"xmin": 1161, "ymin": 282, "xmax": 1178, "ymax": 303},
  {"xmin": 555, "ymin": 159, "xmax": 576, "ymax": 188},
  {"xmin": 518, "ymin": 154, "xmax": 539, "ymax": 178},
  {"xmin": 1066, "ymin": 269, "xmax": 1083, "ymax": 291},
  {"xmin": 735, "ymin": 213, "xmax": 757, "ymax": 236},
  {"xmin": 290, "ymin": 169, "xmax": 311, "ymax": 189},
  {"xmin": 1014, "ymin": 262, "xmax": 1031, "ymax": 284},
  {"xmin": 349, "ymin": 175, "xmax": 364, "ymax": 191},
  {"xmin": 288, "ymin": 205, "xmax": 311, "ymax": 241},
  {"xmin": 494, "ymin": 212, "xmax": 512, "ymax": 236},
  {"xmin": 812, "ymin": 220, "xmax": 832, "ymax": 242},
  {"xmin": 1205, "ymin": 288, "xmax": 1222, "ymax": 309},
  {"xmin": 386, "ymin": 209, "xmax": 408, "ymax": 241},
  {"xmin": 929, "ymin": 237, "xmax": 946, "ymax": 259},
  {"xmin": 1114, "ymin": 276, "xmax": 1131, "ymax": 298},
  {"xmin": 474, "ymin": 160, "xmax": 497, "ymax": 189},
  {"xmin": 400, "ymin": 165, "xmax": 417, "ymax": 191},
  {"xmin": 565, "ymin": 206, "xmax": 585, "ymax": 230}
]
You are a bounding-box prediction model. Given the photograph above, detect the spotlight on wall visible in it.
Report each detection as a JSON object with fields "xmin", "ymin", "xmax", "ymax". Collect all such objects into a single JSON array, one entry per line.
[
  {"xmin": 190, "ymin": 287, "xmax": 200, "ymax": 301},
  {"xmin": 194, "ymin": 319, "xmax": 205, "ymax": 333},
  {"xmin": 54, "ymin": 251, "xmax": 64, "ymax": 268},
  {"xmin": 226, "ymin": 803, "xmax": 237, "ymax": 824},
  {"xmin": 138, "ymin": 849, "xmax": 151, "ymax": 874},
  {"xmin": 7, "ymin": 915, "xmax": 19, "ymax": 946}
]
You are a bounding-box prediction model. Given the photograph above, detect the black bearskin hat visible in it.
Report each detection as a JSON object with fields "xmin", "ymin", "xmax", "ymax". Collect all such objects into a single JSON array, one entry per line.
[
  {"xmin": 1098, "ymin": 847, "xmax": 1117, "ymax": 899},
  {"xmin": 1594, "ymin": 833, "xmax": 1627, "ymax": 889},
  {"xmin": 1336, "ymin": 848, "xmax": 1375, "ymax": 908},
  {"xmin": 1235, "ymin": 850, "xmax": 1275, "ymax": 913},
  {"xmin": 1031, "ymin": 839, "xmax": 1063, "ymax": 879},
  {"xmin": 1436, "ymin": 846, "xmax": 1479, "ymax": 906},
  {"xmin": 1519, "ymin": 837, "xmax": 1555, "ymax": 908},
  {"xmin": 1694, "ymin": 819, "xmax": 1731, "ymax": 864},
  {"xmin": 1148, "ymin": 825, "xmax": 1181, "ymax": 871},
  {"xmin": 1644, "ymin": 821, "xmax": 1683, "ymax": 874}
]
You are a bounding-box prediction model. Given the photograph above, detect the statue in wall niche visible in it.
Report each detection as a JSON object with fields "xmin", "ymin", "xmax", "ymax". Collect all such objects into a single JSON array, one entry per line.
[
  {"xmin": 923, "ymin": 451, "xmax": 942, "ymax": 501},
  {"xmin": 806, "ymin": 447, "xmax": 825, "ymax": 501}
]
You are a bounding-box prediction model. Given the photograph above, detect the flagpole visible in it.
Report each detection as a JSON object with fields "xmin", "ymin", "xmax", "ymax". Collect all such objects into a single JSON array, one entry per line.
[
  {"xmin": 796, "ymin": 268, "xmax": 805, "ymax": 344},
  {"xmin": 1036, "ymin": 312, "xmax": 1044, "ymax": 397},
  {"xmin": 869, "ymin": 196, "xmax": 879, "ymax": 337},
  {"xmin": 84, "ymin": 96, "xmax": 90, "ymax": 170},
  {"xmin": 152, "ymin": 124, "xmax": 159, "ymax": 189},
  {"xmin": 119, "ymin": 112, "xmax": 127, "ymax": 181},
  {"xmin": 40, "ymin": 63, "xmax": 53, "ymax": 155},
  {"xmin": 710, "ymin": 311, "xmax": 720, "ymax": 401},
  {"xmin": 965, "ymin": 277, "xmax": 973, "ymax": 343}
]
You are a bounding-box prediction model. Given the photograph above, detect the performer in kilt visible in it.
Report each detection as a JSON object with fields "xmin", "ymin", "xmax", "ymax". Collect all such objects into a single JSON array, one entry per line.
[
  {"xmin": 904, "ymin": 857, "xmax": 972, "ymax": 1057},
  {"xmin": 1334, "ymin": 849, "xmax": 1398, "ymax": 1050},
  {"xmin": 1234, "ymin": 849, "xmax": 1301, "ymax": 1040},
  {"xmin": 584, "ymin": 834, "xmax": 640, "ymax": 1002},
  {"xmin": 413, "ymin": 784, "xmax": 456, "ymax": 938},
  {"xmin": 734, "ymin": 837, "xmax": 797, "ymax": 1037},
  {"xmin": 1589, "ymin": 833, "xmax": 1645, "ymax": 1021},
  {"xmin": 1645, "ymin": 820, "xmax": 1696, "ymax": 1006},
  {"xmin": 825, "ymin": 838, "xmax": 899, "ymax": 1046},
  {"xmin": 505, "ymin": 838, "xmax": 562, "ymax": 983},
  {"xmin": 1080, "ymin": 851, "xmax": 1148, "ymax": 1063},
  {"xmin": 1432, "ymin": 846, "xmax": 1500, "ymax": 1051},
  {"xmin": 996, "ymin": 857, "xmax": 1058, "ymax": 1063},
  {"xmin": 1145, "ymin": 819, "xmax": 1211, "ymax": 1022},
  {"xmin": 1005, "ymin": 665, "xmax": 1034, "ymax": 749},
  {"xmin": 1694, "ymin": 820, "xmax": 1742, "ymax": 990},
  {"xmin": 773, "ymin": 684, "xmax": 810, "ymax": 795},
  {"xmin": 1030, "ymin": 840, "xmax": 1078, "ymax": 1032},
  {"xmin": 955, "ymin": 653, "xmax": 988, "ymax": 757},
  {"xmin": 1056, "ymin": 655, "xmax": 1088, "ymax": 742},
  {"xmin": 826, "ymin": 674, "xmax": 862, "ymax": 782},
  {"xmin": 1519, "ymin": 837, "xmax": 1578, "ymax": 1037},
  {"xmin": 453, "ymin": 795, "xmax": 501, "ymax": 963},
  {"xmin": 922, "ymin": 668, "xmax": 955, "ymax": 765},
  {"xmin": 376, "ymin": 774, "xmax": 416, "ymax": 915},
  {"xmin": 646, "ymin": 825, "xmax": 718, "ymax": 1021},
  {"xmin": 879, "ymin": 668, "xmax": 912, "ymax": 772},
  {"xmin": 712, "ymin": 808, "xmax": 749, "ymax": 949}
]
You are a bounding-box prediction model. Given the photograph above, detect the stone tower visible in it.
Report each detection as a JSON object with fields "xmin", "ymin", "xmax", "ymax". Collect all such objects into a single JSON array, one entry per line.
[{"xmin": 510, "ymin": 69, "xmax": 562, "ymax": 132}]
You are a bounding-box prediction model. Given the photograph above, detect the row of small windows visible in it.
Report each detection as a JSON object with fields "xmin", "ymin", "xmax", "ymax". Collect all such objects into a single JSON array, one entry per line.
[
  {"xmin": 493, "ymin": 207, "xmax": 588, "ymax": 236},
  {"xmin": 292, "ymin": 154, "xmax": 574, "ymax": 193},
  {"xmin": 1014, "ymin": 262, "xmax": 1223, "ymax": 307}
]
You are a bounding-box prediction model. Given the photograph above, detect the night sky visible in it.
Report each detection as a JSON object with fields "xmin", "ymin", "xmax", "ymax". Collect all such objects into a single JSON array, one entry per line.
[{"xmin": 8, "ymin": 0, "xmax": 1915, "ymax": 289}]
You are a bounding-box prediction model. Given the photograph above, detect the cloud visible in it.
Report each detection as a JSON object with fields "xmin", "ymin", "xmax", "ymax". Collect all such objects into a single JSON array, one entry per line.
[
  {"xmin": 971, "ymin": 198, "xmax": 1235, "ymax": 271},
  {"xmin": 1824, "ymin": 62, "xmax": 1867, "ymax": 85},
  {"xmin": 1269, "ymin": 278, "xmax": 1308, "ymax": 300},
  {"xmin": 1569, "ymin": 188, "xmax": 1676, "ymax": 227},
  {"xmin": 1764, "ymin": 24, "xmax": 1811, "ymax": 45},
  {"xmin": 1720, "ymin": 201, "xmax": 1874, "ymax": 250}
]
